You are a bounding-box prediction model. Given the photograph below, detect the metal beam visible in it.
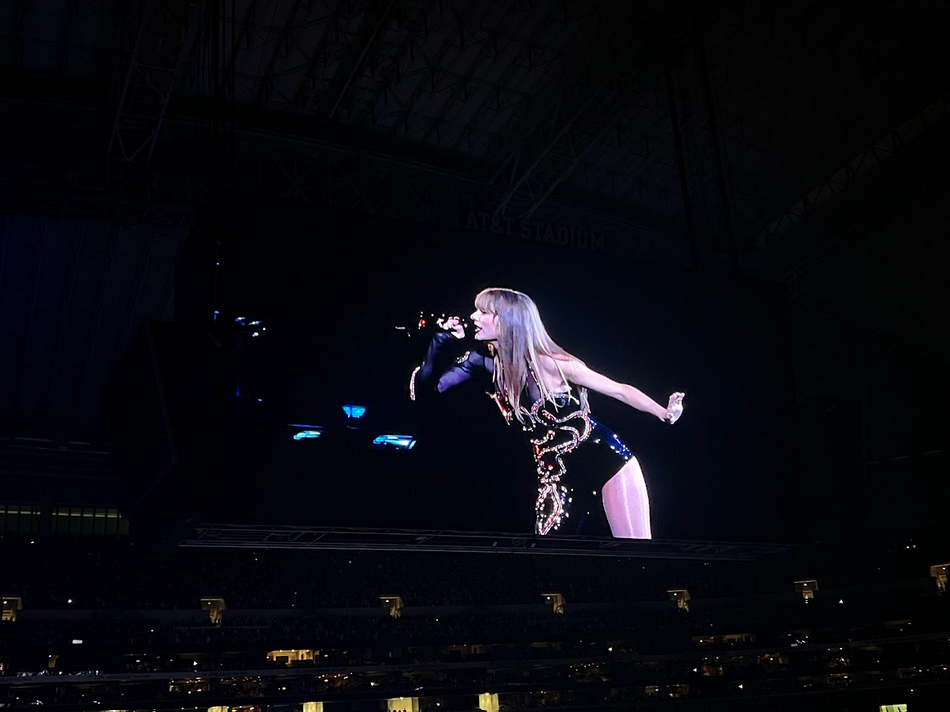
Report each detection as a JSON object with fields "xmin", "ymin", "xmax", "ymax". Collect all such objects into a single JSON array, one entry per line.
[
  {"xmin": 44, "ymin": 221, "xmax": 86, "ymax": 438},
  {"xmin": 325, "ymin": 0, "xmax": 399, "ymax": 121},
  {"xmin": 219, "ymin": 0, "xmax": 261, "ymax": 97},
  {"xmin": 344, "ymin": 0, "xmax": 439, "ymax": 127},
  {"xmin": 449, "ymin": 0, "xmax": 574, "ymax": 156},
  {"xmin": 515, "ymin": 73, "xmax": 642, "ymax": 221},
  {"xmin": 384, "ymin": 0, "xmax": 492, "ymax": 139},
  {"xmin": 414, "ymin": 1, "xmax": 516, "ymax": 145},
  {"xmin": 755, "ymin": 91, "xmax": 950, "ymax": 247},
  {"xmin": 249, "ymin": 0, "xmax": 312, "ymax": 110},
  {"xmin": 54, "ymin": 0, "xmax": 78, "ymax": 73},
  {"xmin": 9, "ymin": 0, "xmax": 34, "ymax": 70},
  {"xmin": 107, "ymin": 0, "xmax": 205, "ymax": 164},
  {"xmin": 2, "ymin": 93, "xmax": 690, "ymax": 258},
  {"xmin": 286, "ymin": 0, "xmax": 360, "ymax": 114},
  {"xmin": 694, "ymin": 21, "xmax": 738, "ymax": 274},
  {"xmin": 180, "ymin": 523, "xmax": 793, "ymax": 560},
  {"xmin": 12, "ymin": 221, "xmax": 47, "ymax": 437},
  {"xmin": 664, "ymin": 51, "xmax": 700, "ymax": 269},
  {"xmin": 67, "ymin": 223, "xmax": 120, "ymax": 434},
  {"xmin": 491, "ymin": 4, "xmax": 673, "ymax": 218}
]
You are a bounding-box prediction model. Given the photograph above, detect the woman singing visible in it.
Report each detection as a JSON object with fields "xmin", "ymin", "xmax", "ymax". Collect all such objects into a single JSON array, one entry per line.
[{"xmin": 410, "ymin": 288, "xmax": 684, "ymax": 538}]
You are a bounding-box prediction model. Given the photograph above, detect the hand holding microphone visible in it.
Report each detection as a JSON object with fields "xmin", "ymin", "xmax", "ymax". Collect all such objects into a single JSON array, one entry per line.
[{"xmin": 436, "ymin": 315, "xmax": 466, "ymax": 339}]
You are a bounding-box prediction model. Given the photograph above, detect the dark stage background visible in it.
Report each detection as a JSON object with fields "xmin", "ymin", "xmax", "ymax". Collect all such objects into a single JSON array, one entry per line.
[{"xmin": 145, "ymin": 203, "xmax": 797, "ymax": 542}]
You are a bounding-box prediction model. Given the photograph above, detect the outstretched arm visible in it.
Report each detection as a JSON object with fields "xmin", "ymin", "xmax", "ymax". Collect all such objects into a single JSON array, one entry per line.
[{"xmin": 564, "ymin": 357, "xmax": 683, "ymax": 423}]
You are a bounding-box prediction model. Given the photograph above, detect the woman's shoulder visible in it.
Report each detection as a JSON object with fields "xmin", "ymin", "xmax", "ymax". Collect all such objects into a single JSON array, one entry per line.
[
  {"xmin": 536, "ymin": 352, "xmax": 574, "ymax": 390},
  {"xmin": 540, "ymin": 352, "xmax": 576, "ymax": 369}
]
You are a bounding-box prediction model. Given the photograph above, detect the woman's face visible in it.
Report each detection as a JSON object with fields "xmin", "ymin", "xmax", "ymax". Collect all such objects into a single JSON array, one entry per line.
[{"xmin": 470, "ymin": 307, "xmax": 500, "ymax": 341}]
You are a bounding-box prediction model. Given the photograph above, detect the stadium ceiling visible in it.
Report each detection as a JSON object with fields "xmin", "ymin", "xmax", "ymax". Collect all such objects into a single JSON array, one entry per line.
[
  {"xmin": 3, "ymin": 0, "xmax": 946, "ymax": 251},
  {"xmin": 0, "ymin": 0, "xmax": 948, "ymax": 443}
]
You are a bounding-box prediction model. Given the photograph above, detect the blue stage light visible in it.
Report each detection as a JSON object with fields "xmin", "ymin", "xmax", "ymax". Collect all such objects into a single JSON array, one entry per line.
[
  {"xmin": 293, "ymin": 429, "xmax": 323, "ymax": 441},
  {"xmin": 342, "ymin": 405, "xmax": 366, "ymax": 419},
  {"xmin": 372, "ymin": 434, "xmax": 416, "ymax": 450}
]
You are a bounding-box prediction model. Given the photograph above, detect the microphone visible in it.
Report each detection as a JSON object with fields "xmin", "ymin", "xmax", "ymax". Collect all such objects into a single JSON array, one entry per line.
[
  {"xmin": 417, "ymin": 310, "xmax": 470, "ymax": 333},
  {"xmin": 393, "ymin": 310, "xmax": 472, "ymax": 339}
]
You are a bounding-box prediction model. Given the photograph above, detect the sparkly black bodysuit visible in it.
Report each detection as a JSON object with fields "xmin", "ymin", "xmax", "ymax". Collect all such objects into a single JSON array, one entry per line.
[{"xmin": 412, "ymin": 332, "xmax": 633, "ymax": 536}]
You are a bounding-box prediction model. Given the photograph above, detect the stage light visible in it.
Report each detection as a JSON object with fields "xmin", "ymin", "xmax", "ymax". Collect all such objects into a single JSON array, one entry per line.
[
  {"xmin": 290, "ymin": 424, "xmax": 324, "ymax": 440},
  {"xmin": 342, "ymin": 405, "xmax": 366, "ymax": 419},
  {"xmin": 373, "ymin": 434, "xmax": 416, "ymax": 450},
  {"xmin": 293, "ymin": 430, "xmax": 323, "ymax": 441}
]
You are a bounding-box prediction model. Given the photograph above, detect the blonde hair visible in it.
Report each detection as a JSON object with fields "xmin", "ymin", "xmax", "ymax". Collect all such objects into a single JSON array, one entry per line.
[{"xmin": 474, "ymin": 288, "xmax": 585, "ymax": 421}]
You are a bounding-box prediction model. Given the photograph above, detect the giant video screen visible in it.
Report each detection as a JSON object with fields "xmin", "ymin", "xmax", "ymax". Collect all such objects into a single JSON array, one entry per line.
[{"xmin": 208, "ymin": 205, "xmax": 795, "ymax": 542}]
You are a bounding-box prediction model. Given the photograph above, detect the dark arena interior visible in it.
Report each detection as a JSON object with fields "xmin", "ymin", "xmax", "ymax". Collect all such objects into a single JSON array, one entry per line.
[{"xmin": 1, "ymin": 1, "xmax": 949, "ymax": 711}]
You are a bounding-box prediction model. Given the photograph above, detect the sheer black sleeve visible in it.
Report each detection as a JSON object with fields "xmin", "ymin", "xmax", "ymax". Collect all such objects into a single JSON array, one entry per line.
[{"xmin": 410, "ymin": 331, "xmax": 493, "ymax": 400}]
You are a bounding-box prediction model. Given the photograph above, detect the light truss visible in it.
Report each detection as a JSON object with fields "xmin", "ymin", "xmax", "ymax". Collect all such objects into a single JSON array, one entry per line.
[{"xmin": 180, "ymin": 523, "xmax": 793, "ymax": 560}]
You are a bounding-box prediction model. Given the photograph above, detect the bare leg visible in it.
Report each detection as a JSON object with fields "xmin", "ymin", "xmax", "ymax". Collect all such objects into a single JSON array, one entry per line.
[{"xmin": 602, "ymin": 457, "xmax": 652, "ymax": 539}]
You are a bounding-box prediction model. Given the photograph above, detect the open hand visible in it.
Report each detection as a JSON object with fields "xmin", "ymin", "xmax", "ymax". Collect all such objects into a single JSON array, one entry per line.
[{"xmin": 665, "ymin": 392, "xmax": 685, "ymax": 424}]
